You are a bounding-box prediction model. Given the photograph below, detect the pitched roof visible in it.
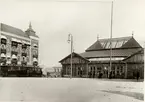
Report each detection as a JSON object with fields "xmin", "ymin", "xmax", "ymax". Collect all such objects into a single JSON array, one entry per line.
[
  {"xmin": 123, "ymin": 48, "xmax": 144, "ymax": 61},
  {"xmin": 25, "ymin": 29, "xmax": 39, "ymax": 38},
  {"xmin": 0, "ymin": 23, "xmax": 29, "ymax": 38},
  {"xmin": 85, "ymin": 41, "xmax": 103, "ymax": 51},
  {"xmin": 121, "ymin": 37, "xmax": 141, "ymax": 48},
  {"xmin": 59, "ymin": 52, "xmax": 89, "ymax": 63},
  {"xmin": 86, "ymin": 36, "xmax": 141, "ymax": 51},
  {"xmin": 25, "ymin": 23, "xmax": 39, "ymax": 38},
  {"xmin": 80, "ymin": 48, "xmax": 142, "ymax": 59}
]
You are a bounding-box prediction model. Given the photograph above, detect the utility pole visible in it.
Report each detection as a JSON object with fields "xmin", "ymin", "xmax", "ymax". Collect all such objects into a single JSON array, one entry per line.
[{"xmin": 68, "ymin": 33, "xmax": 73, "ymax": 78}]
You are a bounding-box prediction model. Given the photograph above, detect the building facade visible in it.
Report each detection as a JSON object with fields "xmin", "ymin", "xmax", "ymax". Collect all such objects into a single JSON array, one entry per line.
[
  {"xmin": 0, "ymin": 23, "xmax": 39, "ymax": 76},
  {"xmin": 59, "ymin": 36, "xmax": 144, "ymax": 79}
]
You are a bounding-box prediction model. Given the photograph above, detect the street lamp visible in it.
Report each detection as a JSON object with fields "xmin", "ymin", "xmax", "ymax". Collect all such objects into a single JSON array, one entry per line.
[{"xmin": 68, "ymin": 33, "xmax": 73, "ymax": 78}]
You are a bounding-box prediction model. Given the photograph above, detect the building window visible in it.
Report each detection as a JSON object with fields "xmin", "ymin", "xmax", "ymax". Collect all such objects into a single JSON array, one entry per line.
[
  {"xmin": 93, "ymin": 67, "xmax": 95, "ymax": 71},
  {"xmin": 1, "ymin": 44, "xmax": 6, "ymax": 49},
  {"xmin": 1, "ymin": 39, "xmax": 7, "ymax": 45},
  {"xmin": 22, "ymin": 44, "xmax": 27, "ymax": 49},
  {"xmin": 120, "ymin": 66, "xmax": 123, "ymax": 73}
]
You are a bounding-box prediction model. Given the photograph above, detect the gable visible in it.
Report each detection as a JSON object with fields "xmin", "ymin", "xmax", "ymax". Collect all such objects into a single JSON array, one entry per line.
[
  {"xmin": 123, "ymin": 49, "xmax": 144, "ymax": 63},
  {"xmin": 121, "ymin": 37, "xmax": 141, "ymax": 48},
  {"xmin": 59, "ymin": 52, "xmax": 89, "ymax": 64}
]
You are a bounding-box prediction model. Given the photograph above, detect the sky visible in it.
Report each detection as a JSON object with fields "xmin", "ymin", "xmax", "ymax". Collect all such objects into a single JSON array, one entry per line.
[{"xmin": 0, "ymin": 0, "xmax": 145, "ymax": 68}]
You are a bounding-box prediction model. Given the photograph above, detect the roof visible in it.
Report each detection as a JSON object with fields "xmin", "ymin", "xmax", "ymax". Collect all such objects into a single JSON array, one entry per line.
[
  {"xmin": 123, "ymin": 48, "xmax": 144, "ymax": 61},
  {"xmin": 86, "ymin": 36, "xmax": 141, "ymax": 51},
  {"xmin": 25, "ymin": 23, "xmax": 39, "ymax": 38},
  {"xmin": 59, "ymin": 52, "xmax": 89, "ymax": 63},
  {"xmin": 0, "ymin": 23, "xmax": 29, "ymax": 38},
  {"xmin": 80, "ymin": 48, "xmax": 142, "ymax": 59},
  {"xmin": 25, "ymin": 29, "xmax": 39, "ymax": 38}
]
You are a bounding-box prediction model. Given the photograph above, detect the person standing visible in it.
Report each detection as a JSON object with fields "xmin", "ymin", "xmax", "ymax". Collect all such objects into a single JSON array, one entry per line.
[{"xmin": 136, "ymin": 71, "xmax": 140, "ymax": 81}]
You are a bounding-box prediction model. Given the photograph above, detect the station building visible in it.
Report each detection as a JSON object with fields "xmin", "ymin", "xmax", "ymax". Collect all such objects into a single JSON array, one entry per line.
[
  {"xmin": 59, "ymin": 36, "xmax": 144, "ymax": 79},
  {"xmin": 0, "ymin": 23, "xmax": 39, "ymax": 68}
]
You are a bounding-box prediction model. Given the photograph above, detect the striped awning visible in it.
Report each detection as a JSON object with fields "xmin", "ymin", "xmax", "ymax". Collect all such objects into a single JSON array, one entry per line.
[
  {"xmin": 11, "ymin": 38, "xmax": 18, "ymax": 42},
  {"xmin": 1, "ymin": 53, "xmax": 6, "ymax": 58},
  {"xmin": 1, "ymin": 35, "xmax": 7, "ymax": 39},
  {"xmin": 22, "ymin": 41, "xmax": 30, "ymax": 45},
  {"xmin": 33, "ymin": 44, "xmax": 38, "ymax": 47},
  {"xmin": 12, "ymin": 54, "xmax": 17, "ymax": 59},
  {"xmin": 33, "ymin": 58, "xmax": 38, "ymax": 62},
  {"xmin": 17, "ymin": 39, "xmax": 22, "ymax": 43}
]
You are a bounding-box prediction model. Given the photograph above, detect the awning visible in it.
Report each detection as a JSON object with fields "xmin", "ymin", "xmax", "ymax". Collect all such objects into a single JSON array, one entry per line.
[
  {"xmin": 89, "ymin": 57, "xmax": 125, "ymax": 61},
  {"xmin": 12, "ymin": 54, "xmax": 17, "ymax": 59},
  {"xmin": 11, "ymin": 38, "xmax": 18, "ymax": 42},
  {"xmin": 1, "ymin": 35, "xmax": 7, "ymax": 39},
  {"xmin": 1, "ymin": 53, "xmax": 6, "ymax": 58},
  {"xmin": 22, "ymin": 41, "xmax": 30, "ymax": 45},
  {"xmin": 33, "ymin": 44, "xmax": 38, "ymax": 47},
  {"xmin": 17, "ymin": 39, "xmax": 22, "ymax": 43},
  {"xmin": 33, "ymin": 58, "xmax": 38, "ymax": 62},
  {"xmin": 7, "ymin": 54, "xmax": 11, "ymax": 58}
]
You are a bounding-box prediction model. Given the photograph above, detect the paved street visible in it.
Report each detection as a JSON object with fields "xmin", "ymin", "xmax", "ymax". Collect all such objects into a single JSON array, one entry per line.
[{"xmin": 0, "ymin": 78, "xmax": 143, "ymax": 102}]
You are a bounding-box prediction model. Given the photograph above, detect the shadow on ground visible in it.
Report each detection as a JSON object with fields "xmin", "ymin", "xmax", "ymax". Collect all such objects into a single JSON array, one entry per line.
[
  {"xmin": 101, "ymin": 90, "xmax": 144, "ymax": 101},
  {"xmin": 92, "ymin": 78, "xmax": 144, "ymax": 82}
]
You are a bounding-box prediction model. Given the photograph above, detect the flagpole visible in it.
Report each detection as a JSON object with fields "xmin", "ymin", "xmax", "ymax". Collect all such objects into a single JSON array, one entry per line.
[{"xmin": 109, "ymin": 1, "xmax": 113, "ymax": 78}]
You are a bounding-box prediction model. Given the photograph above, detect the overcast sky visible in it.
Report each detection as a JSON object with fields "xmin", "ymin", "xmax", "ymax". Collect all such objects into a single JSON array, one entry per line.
[{"xmin": 0, "ymin": 0, "xmax": 145, "ymax": 67}]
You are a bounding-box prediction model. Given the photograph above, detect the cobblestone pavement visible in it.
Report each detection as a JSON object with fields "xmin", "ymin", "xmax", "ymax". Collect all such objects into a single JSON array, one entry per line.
[{"xmin": 0, "ymin": 78, "xmax": 144, "ymax": 102}]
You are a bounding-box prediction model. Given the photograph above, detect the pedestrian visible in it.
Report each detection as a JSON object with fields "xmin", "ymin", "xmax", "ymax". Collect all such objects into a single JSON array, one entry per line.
[
  {"xmin": 100, "ymin": 72, "xmax": 103, "ymax": 78},
  {"xmin": 136, "ymin": 71, "xmax": 140, "ymax": 81},
  {"xmin": 109, "ymin": 71, "xmax": 112, "ymax": 79}
]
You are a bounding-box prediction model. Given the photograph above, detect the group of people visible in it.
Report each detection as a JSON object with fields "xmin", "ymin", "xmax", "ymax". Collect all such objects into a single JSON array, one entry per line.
[
  {"xmin": 88, "ymin": 70, "xmax": 140, "ymax": 81},
  {"xmin": 88, "ymin": 71, "xmax": 103, "ymax": 78}
]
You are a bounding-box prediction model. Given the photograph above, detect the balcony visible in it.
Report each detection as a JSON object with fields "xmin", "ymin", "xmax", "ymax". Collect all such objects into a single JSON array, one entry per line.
[
  {"xmin": 33, "ymin": 55, "xmax": 38, "ymax": 58},
  {"xmin": 1, "ymin": 44, "xmax": 6, "ymax": 53},
  {"xmin": 11, "ymin": 46, "xmax": 18, "ymax": 52}
]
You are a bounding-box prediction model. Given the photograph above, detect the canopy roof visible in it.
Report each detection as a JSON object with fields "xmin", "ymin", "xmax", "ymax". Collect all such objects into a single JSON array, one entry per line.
[{"xmin": 80, "ymin": 48, "xmax": 141, "ymax": 59}]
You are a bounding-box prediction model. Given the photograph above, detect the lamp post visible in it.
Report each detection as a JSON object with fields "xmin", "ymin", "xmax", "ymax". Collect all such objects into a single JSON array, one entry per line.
[
  {"xmin": 68, "ymin": 33, "xmax": 73, "ymax": 78},
  {"xmin": 0, "ymin": 24, "xmax": 1, "ymax": 75}
]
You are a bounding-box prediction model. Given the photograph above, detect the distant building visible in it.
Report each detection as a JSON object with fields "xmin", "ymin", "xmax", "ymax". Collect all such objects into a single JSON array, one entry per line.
[
  {"xmin": 53, "ymin": 66, "xmax": 62, "ymax": 77},
  {"xmin": 0, "ymin": 23, "xmax": 39, "ymax": 76},
  {"xmin": 59, "ymin": 36, "xmax": 144, "ymax": 79}
]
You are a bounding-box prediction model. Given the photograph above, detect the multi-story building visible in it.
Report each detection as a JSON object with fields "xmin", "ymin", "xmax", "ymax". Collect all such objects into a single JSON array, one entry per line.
[
  {"xmin": 59, "ymin": 36, "xmax": 144, "ymax": 79},
  {"xmin": 0, "ymin": 23, "xmax": 39, "ymax": 76}
]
